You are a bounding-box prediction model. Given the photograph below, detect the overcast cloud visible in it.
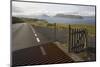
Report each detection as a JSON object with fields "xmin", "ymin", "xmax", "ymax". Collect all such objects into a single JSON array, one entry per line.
[{"xmin": 12, "ymin": 1, "xmax": 95, "ymax": 17}]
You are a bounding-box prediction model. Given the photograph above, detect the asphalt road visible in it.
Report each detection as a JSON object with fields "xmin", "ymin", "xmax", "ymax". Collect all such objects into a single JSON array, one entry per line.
[
  {"xmin": 34, "ymin": 26, "xmax": 69, "ymax": 43},
  {"xmin": 12, "ymin": 23, "xmax": 69, "ymax": 51},
  {"xmin": 12, "ymin": 23, "xmax": 49, "ymax": 51},
  {"xmin": 12, "ymin": 23, "xmax": 34, "ymax": 51},
  {"xmin": 12, "ymin": 23, "xmax": 74, "ymax": 66}
]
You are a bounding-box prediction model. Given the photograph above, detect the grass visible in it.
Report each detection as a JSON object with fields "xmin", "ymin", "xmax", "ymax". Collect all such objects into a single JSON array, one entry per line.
[
  {"xmin": 12, "ymin": 17, "xmax": 96, "ymax": 36},
  {"xmin": 31, "ymin": 22, "xmax": 95, "ymax": 36}
]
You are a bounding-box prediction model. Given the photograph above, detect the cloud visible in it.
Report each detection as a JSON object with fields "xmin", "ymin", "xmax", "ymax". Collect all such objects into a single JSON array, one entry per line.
[
  {"xmin": 12, "ymin": 6, "xmax": 23, "ymax": 13},
  {"xmin": 12, "ymin": 1, "xmax": 95, "ymax": 17}
]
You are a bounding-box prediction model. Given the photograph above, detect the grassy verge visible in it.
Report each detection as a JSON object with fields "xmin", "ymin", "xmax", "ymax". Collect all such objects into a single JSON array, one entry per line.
[{"xmin": 12, "ymin": 17, "xmax": 95, "ymax": 36}]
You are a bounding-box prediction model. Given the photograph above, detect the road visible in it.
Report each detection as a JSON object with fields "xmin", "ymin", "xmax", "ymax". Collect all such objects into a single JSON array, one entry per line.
[
  {"xmin": 12, "ymin": 23, "xmax": 69, "ymax": 51},
  {"xmin": 12, "ymin": 23, "xmax": 95, "ymax": 66},
  {"xmin": 12, "ymin": 23, "xmax": 74, "ymax": 66},
  {"xmin": 12, "ymin": 23, "xmax": 49, "ymax": 51}
]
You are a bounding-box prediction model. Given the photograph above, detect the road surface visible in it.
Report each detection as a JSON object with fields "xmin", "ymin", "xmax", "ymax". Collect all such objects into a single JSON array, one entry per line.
[
  {"xmin": 12, "ymin": 23, "xmax": 74, "ymax": 66},
  {"xmin": 12, "ymin": 23, "xmax": 48, "ymax": 51}
]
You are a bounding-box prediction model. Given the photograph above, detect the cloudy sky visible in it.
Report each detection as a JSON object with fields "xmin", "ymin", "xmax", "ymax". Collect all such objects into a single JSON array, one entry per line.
[{"xmin": 12, "ymin": 1, "xmax": 95, "ymax": 17}]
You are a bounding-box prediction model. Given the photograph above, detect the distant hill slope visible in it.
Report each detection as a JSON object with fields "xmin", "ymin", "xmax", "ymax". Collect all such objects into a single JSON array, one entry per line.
[
  {"xmin": 12, "ymin": 17, "xmax": 24, "ymax": 24},
  {"xmin": 54, "ymin": 14, "xmax": 83, "ymax": 19}
]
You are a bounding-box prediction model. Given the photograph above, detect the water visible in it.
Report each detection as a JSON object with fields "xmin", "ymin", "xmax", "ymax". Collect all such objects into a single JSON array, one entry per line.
[{"xmin": 35, "ymin": 16, "xmax": 95, "ymax": 24}]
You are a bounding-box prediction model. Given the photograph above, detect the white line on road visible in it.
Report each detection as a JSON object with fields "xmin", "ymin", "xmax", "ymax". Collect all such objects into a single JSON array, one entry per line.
[
  {"xmin": 30, "ymin": 25, "xmax": 46, "ymax": 55},
  {"xmin": 30, "ymin": 26, "xmax": 36, "ymax": 33},
  {"xmin": 36, "ymin": 37, "xmax": 40, "ymax": 42},
  {"xmin": 35, "ymin": 34, "xmax": 37, "ymax": 37},
  {"xmin": 30, "ymin": 25, "xmax": 42, "ymax": 46},
  {"xmin": 40, "ymin": 46, "xmax": 46, "ymax": 55},
  {"xmin": 32, "ymin": 28, "xmax": 35, "ymax": 33}
]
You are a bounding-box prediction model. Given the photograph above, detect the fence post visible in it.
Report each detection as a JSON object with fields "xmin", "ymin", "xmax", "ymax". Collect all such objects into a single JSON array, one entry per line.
[
  {"xmin": 68, "ymin": 24, "xmax": 71, "ymax": 52},
  {"xmin": 54, "ymin": 23, "xmax": 56, "ymax": 41}
]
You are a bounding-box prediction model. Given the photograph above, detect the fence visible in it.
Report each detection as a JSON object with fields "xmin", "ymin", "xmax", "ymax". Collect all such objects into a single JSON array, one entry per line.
[{"xmin": 68, "ymin": 25, "xmax": 87, "ymax": 53}]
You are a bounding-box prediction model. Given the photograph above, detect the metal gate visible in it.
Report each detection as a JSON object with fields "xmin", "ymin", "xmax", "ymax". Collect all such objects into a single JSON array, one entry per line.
[{"xmin": 68, "ymin": 25, "xmax": 87, "ymax": 53}]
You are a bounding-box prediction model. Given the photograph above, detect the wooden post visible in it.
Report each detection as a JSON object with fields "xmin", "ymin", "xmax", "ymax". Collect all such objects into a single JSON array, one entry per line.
[
  {"xmin": 68, "ymin": 24, "xmax": 71, "ymax": 52},
  {"xmin": 55, "ymin": 23, "xmax": 56, "ymax": 41},
  {"xmin": 76, "ymin": 28, "xmax": 78, "ymax": 52}
]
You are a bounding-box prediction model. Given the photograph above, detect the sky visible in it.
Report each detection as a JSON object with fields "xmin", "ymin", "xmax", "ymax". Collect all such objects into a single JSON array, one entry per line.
[{"xmin": 12, "ymin": 1, "xmax": 95, "ymax": 18}]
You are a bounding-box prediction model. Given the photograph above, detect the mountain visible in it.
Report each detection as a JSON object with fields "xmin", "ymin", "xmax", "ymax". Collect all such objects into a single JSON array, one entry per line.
[
  {"xmin": 39, "ymin": 14, "xmax": 49, "ymax": 17},
  {"xmin": 54, "ymin": 14, "xmax": 83, "ymax": 19}
]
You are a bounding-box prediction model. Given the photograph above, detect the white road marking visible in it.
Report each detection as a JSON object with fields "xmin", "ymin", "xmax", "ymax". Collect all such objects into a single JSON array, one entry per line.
[
  {"xmin": 30, "ymin": 26, "xmax": 36, "ymax": 33},
  {"xmin": 30, "ymin": 25, "xmax": 42, "ymax": 47},
  {"xmin": 36, "ymin": 37, "xmax": 40, "ymax": 42},
  {"xmin": 40, "ymin": 46, "xmax": 46, "ymax": 55},
  {"xmin": 32, "ymin": 28, "xmax": 35, "ymax": 33},
  {"xmin": 35, "ymin": 34, "xmax": 37, "ymax": 37},
  {"xmin": 30, "ymin": 25, "xmax": 46, "ymax": 56}
]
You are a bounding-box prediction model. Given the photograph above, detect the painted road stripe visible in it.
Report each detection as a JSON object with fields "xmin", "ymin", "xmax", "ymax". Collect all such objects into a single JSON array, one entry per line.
[
  {"xmin": 35, "ymin": 34, "xmax": 37, "ymax": 37},
  {"xmin": 30, "ymin": 26, "xmax": 35, "ymax": 33},
  {"xmin": 32, "ymin": 28, "xmax": 35, "ymax": 33},
  {"xmin": 36, "ymin": 37, "xmax": 40, "ymax": 42},
  {"xmin": 40, "ymin": 46, "xmax": 46, "ymax": 55}
]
